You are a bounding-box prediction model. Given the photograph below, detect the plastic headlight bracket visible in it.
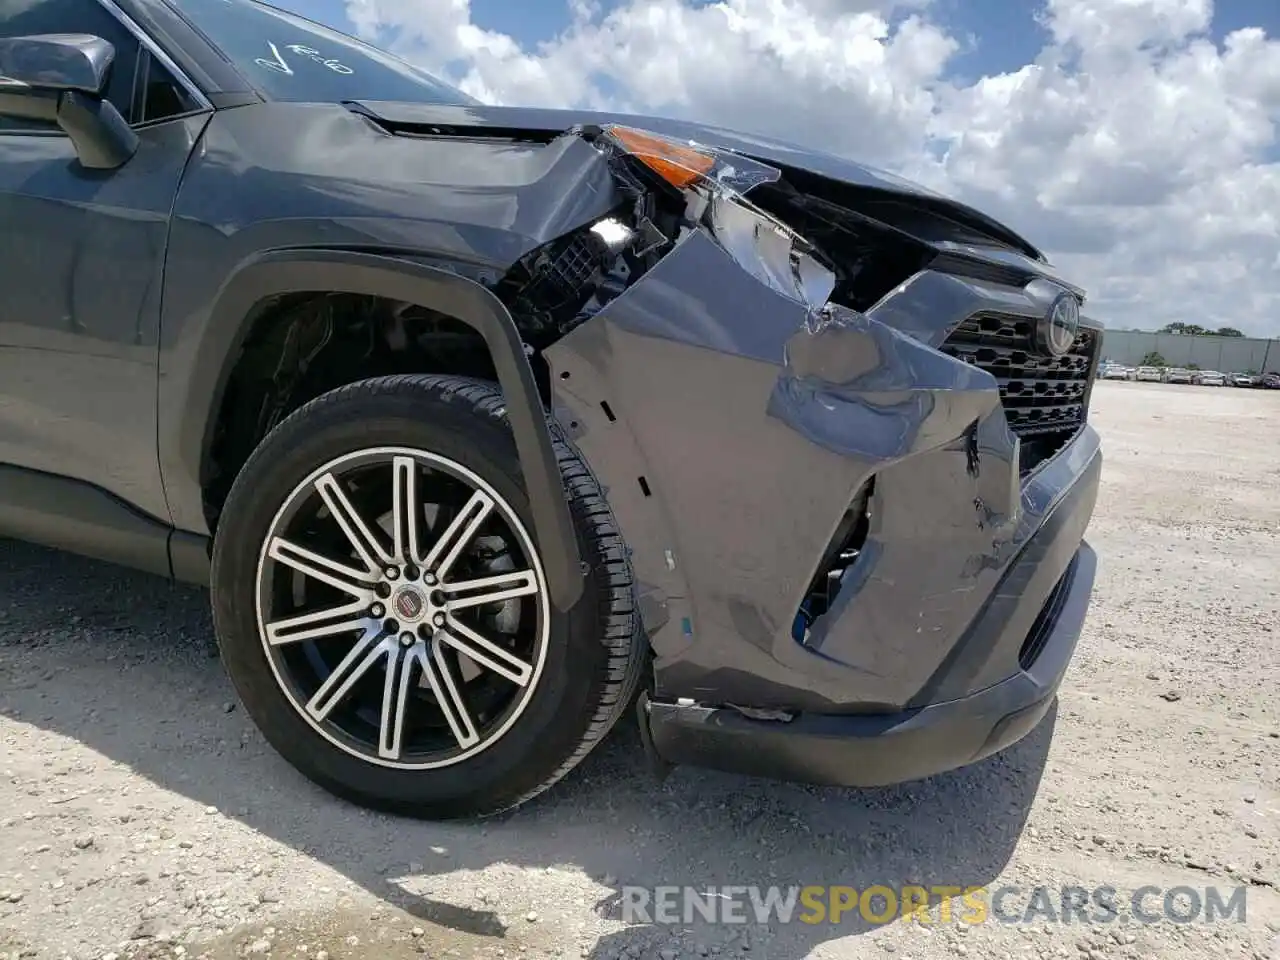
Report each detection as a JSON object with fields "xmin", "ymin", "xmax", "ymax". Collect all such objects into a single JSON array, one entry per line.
[
  {"xmin": 590, "ymin": 123, "xmax": 837, "ymax": 312},
  {"xmin": 707, "ymin": 192, "xmax": 836, "ymax": 311}
]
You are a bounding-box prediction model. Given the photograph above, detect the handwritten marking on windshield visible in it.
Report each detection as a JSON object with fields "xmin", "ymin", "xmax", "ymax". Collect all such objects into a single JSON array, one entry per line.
[
  {"xmin": 255, "ymin": 41, "xmax": 354, "ymax": 76},
  {"xmin": 254, "ymin": 41, "xmax": 293, "ymax": 75},
  {"xmin": 287, "ymin": 45, "xmax": 354, "ymax": 74}
]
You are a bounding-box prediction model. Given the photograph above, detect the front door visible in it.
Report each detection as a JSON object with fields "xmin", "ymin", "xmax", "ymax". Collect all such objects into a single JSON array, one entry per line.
[{"xmin": 0, "ymin": 0, "xmax": 210, "ymax": 523}]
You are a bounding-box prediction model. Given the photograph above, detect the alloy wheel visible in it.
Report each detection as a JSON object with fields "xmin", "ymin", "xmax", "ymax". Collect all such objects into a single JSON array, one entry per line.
[{"xmin": 254, "ymin": 447, "xmax": 549, "ymax": 770}]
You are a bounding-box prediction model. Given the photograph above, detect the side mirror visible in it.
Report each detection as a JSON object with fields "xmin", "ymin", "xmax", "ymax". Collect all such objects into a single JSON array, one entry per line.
[
  {"xmin": 0, "ymin": 34, "xmax": 139, "ymax": 170},
  {"xmin": 0, "ymin": 32, "xmax": 115, "ymax": 94}
]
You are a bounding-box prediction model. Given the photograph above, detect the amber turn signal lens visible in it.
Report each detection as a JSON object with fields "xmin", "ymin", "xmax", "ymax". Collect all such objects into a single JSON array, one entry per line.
[{"xmin": 607, "ymin": 126, "xmax": 716, "ymax": 189}]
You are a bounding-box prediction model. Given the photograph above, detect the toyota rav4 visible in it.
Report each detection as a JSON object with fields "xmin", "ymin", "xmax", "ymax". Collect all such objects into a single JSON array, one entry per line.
[{"xmin": 0, "ymin": 0, "xmax": 1102, "ymax": 818}]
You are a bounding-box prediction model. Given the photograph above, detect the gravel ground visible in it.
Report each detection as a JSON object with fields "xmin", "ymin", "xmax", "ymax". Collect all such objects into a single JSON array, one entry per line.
[{"xmin": 1, "ymin": 380, "xmax": 1278, "ymax": 960}]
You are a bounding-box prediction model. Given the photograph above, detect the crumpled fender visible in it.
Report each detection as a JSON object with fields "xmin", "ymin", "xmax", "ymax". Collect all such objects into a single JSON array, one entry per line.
[{"xmin": 546, "ymin": 229, "xmax": 1094, "ymax": 712}]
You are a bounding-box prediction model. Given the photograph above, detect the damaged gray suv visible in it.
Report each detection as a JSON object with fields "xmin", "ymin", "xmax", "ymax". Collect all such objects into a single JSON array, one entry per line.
[{"xmin": 0, "ymin": 0, "xmax": 1102, "ymax": 818}]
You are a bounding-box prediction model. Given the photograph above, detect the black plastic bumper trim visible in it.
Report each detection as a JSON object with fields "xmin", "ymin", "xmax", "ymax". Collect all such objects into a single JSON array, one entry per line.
[
  {"xmin": 169, "ymin": 530, "xmax": 212, "ymax": 585},
  {"xmin": 644, "ymin": 542, "xmax": 1096, "ymax": 788}
]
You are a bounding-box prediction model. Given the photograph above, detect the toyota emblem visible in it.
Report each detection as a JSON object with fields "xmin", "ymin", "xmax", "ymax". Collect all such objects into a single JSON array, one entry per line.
[{"xmin": 1037, "ymin": 292, "xmax": 1080, "ymax": 357}]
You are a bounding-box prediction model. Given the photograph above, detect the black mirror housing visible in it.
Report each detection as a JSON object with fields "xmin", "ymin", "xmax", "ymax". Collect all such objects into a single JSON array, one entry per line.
[{"xmin": 0, "ymin": 34, "xmax": 116, "ymax": 95}]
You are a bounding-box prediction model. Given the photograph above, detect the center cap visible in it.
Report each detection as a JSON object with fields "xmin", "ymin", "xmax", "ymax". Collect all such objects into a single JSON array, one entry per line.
[{"xmin": 393, "ymin": 586, "xmax": 428, "ymax": 622}]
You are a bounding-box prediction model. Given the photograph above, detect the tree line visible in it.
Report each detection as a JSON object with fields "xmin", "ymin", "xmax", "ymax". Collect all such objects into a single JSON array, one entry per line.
[{"xmin": 1156, "ymin": 323, "xmax": 1244, "ymax": 337}]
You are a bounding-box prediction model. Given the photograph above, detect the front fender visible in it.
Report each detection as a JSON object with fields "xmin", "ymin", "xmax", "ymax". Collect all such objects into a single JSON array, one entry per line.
[{"xmin": 157, "ymin": 248, "xmax": 584, "ymax": 611}]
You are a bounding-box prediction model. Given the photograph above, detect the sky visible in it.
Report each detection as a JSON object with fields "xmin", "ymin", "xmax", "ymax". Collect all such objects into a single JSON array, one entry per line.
[{"xmin": 278, "ymin": 0, "xmax": 1279, "ymax": 336}]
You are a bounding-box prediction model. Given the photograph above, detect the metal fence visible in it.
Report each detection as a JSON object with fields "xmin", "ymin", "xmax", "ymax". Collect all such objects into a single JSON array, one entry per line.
[{"xmin": 1099, "ymin": 330, "xmax": 1278, "ymax": 373}]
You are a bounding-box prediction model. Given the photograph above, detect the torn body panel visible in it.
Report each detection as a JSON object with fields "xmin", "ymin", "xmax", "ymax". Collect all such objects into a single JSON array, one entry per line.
[
  {"xmin": 159, "ymin": 101, "xmax": 627, "ymax": 536},
  {"xmin": 546, "ymin": 226, "xmax": 1102, "ymax": 715}
]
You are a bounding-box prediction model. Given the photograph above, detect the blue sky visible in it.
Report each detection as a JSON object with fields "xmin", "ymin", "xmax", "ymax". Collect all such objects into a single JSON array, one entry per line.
[
  {"xmin": 287, "ymin": 0, "xmax": 1279, "ymax": 88},
  {"xmin": 944, "ymin": 0, "xmax": 1277, "ymax": 78}
]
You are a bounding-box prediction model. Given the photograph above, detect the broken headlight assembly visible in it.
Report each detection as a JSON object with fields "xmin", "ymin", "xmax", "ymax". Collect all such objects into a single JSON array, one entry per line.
[
  {"xmin": 598, "ymin": 124, "xmax": 837, "ymax": 311},
  {"xmin": 496, "ymin": 124, "xmax": 837, "ymax": 343}
]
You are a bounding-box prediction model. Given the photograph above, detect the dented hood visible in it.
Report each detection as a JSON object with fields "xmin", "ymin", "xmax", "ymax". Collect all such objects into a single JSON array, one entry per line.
[{"xmin": 349, "ymin": 101, "xmax": 1046, "ymax": 262}]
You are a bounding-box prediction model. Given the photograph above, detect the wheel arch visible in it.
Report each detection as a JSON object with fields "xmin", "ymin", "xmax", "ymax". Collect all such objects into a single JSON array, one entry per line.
[{"xmin": 171, "ymin": 248, "xmax": 584, "ymax": 611}]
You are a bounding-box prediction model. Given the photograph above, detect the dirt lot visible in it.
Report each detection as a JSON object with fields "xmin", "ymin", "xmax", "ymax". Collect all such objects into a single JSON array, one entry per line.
[{"xmin": 2, "ymin": 380, "xmax": 1278, "ymax": 960}]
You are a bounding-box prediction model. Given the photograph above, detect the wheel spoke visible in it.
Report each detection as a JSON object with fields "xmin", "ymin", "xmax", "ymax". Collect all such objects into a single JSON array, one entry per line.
[
  {"xmin": 316, "ymin": 472, "xmax": 394, "ymax": 570},
  {"xmin": 421, "ymin": 637, "xmax": 480, "ymax": 749},
  {"xmin": 378, "ymin": 643, "xmax": 421, "ymax": 760},
  {"xmin": 422, "ymin": 490, "xmax": 493, "ymax": 579},
  {"xmin": 443, "ymin": 570, "xmax": 539, "ymax": 612},
  {"xmin": 305, "ymin": 628, "xmax": 389, "ymax": 722},
  {"xmin": 439, "ymin": 617, "xmax": 534, "ymax": 686},
  {"xmin": 391, "ymin": 455, "xmax": 424, "ymax": 565},
  {"xmin": 265, "ymin": 597, "xmax": 372, "ymax": 646},
  {"xmin": 268, "ymin": 537, "xmax": 379, "ymax": 596}
]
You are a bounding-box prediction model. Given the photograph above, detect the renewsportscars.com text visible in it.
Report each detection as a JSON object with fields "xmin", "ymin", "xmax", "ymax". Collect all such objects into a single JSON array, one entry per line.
[{"xmin": 620, "ymin": 884, "xmax": 1249, "ymax": 927}]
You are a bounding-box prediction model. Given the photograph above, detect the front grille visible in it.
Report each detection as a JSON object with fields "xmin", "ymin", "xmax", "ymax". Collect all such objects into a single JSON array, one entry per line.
[{"xmin": 940, "ymin": 312, "xmax": 1099, "ymax": 473}]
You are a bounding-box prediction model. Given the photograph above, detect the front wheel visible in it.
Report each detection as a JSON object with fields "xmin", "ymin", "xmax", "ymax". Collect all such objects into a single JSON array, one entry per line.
[{"xmin": 210, "ymin": 375, "xmax": 646, "ymax": 818}]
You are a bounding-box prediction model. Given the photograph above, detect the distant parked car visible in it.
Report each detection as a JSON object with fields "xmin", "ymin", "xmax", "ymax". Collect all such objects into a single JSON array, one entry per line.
[
  {"xmin": 1226, "ymin": 373, "xmax": 1257, "ymax": 387},
  {"xmin": 1194, "ymin": 370, "xmax": 1226, "ymax": 386},
  {"xmin": 1135, "ymin": 366, "xmax": 1164, "ymax": 382},
  {"xmin": 1100, "ymin": 363, "xmax": 1131, "ymax": 380},
  {"xmin": 1262, "ymin": 373, "xmax": 1280, "ymax": 389},
  {"xmin": 1164, "ymin": 368, "xmax": 1194, "ymax": 384}
]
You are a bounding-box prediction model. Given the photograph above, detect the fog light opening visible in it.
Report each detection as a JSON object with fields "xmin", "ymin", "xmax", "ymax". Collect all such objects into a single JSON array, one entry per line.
[{"xmin": 792, "ymin": 479, "xmax": 873, "ymax": 645}]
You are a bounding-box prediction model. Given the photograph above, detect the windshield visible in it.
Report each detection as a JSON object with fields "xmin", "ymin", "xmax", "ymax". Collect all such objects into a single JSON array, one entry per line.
[{"xmin": 171, "ymin": 0, "xmax": 480, "ymax": 106}]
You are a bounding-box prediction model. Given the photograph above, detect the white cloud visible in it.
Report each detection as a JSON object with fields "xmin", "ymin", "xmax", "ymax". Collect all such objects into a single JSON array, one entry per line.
[
  {"xmin": 1043, "ymin": 0, "xmax": 1212, "ymax": 51},
  {"xmin": 343, "ymin": 0, "xmax": 1280, "ymax": 337}
]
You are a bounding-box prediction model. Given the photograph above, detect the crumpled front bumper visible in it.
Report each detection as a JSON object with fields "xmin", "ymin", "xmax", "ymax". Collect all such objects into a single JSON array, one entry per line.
[
  {"xmin": 644, "ymin": 541, "xmax": 1095, "ymax": 787},
  {"xmin": 543, "ymin": 228, "xmax": 1101, "ymax": 782},
  {"xmin": 636, "ymin": 408, "xmax": 1101, "ymax": 787}
]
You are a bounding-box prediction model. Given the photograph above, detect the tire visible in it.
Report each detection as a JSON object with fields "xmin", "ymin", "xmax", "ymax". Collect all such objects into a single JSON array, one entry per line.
[{"xmin": 210, "ymin": 374, "xmax": 645, "ymax": 819}]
